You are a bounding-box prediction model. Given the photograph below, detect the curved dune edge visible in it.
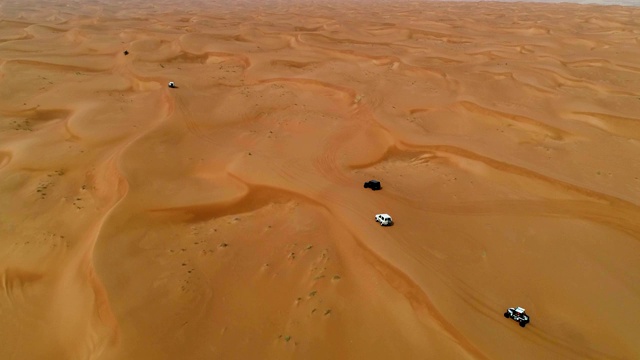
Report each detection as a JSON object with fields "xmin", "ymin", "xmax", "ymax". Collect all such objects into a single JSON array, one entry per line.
[
  {"xmin": 109, "ymin": 174, "xmax": 490, "ymax": 358},
  {"xmin": 0, "ymin": 151, "xmax": 11, "ymax": 169},
  {"xmin": 1, "ymin": 1, "xmax": 640, "ymax": 359}
]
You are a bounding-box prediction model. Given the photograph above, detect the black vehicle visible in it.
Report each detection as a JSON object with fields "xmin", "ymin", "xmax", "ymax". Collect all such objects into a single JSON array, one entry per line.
[
  {"xmin": 504, "ymin": 307, "xmax": 530, "ymax": 328},
  {"xmin": 363, "ymin": 180, "xmax": 381, "ymax": 190}
]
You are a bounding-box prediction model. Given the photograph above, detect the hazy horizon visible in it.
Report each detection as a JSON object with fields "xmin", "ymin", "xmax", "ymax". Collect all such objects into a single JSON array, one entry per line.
[{"xmin": 448, "ymin": 0, "xmax": 638, "ymax": 6}]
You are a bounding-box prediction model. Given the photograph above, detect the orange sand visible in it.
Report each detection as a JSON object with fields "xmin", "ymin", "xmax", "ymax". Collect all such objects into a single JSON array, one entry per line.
[{"xmin": 1, "ymin": 0, "xmax": 639, "ymax": 359}]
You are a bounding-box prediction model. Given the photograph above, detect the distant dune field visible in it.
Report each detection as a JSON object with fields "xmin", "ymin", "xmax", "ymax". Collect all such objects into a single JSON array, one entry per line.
[{"xmin": 0, "ymin": 0, "xmax": 639, "ymax": 359}]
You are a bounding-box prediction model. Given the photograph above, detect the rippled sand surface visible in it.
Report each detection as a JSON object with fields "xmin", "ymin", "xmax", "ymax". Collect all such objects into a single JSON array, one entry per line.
[{"xmin": 1, "ymin": 0, "xmax": 639, "ymax": 359}]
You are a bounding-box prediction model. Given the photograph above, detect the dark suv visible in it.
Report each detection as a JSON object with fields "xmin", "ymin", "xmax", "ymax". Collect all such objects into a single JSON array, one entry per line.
[{"xmin": 363, "ymin": 180, "xmax": 381, "ymax": 190}]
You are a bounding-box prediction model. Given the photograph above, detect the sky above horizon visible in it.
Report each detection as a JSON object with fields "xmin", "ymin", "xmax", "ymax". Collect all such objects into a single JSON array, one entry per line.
[
  {"xmin": 445, "ymin": 0, "xmax": 638, "ymax": 5},
  {"xmin": 2, "ymin": 0, "xmax": 639, "ymax": 9}
]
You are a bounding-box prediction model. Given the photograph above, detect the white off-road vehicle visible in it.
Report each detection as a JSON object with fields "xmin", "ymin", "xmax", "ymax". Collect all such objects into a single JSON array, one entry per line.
[
  {"xmin": 375, "ymin": 214, "xmax": 393, "ymax": 226},
  {"xmin": 504, "ymin": 307, "xmax": 530, "ymax": 327}
]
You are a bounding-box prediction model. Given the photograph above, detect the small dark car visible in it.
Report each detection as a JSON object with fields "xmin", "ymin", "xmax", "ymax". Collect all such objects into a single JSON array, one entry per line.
[{"xmin": 363, "ymin": 180, "xmax": 381, "ymax": 190}]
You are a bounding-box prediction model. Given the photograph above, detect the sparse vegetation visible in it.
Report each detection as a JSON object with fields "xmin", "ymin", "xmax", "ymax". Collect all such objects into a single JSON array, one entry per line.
[
  {"xmin": 10, "ymin": 119, "xmax": 33, "ymax": 131},
  {"xmin": 36, "ymin": 169, "xmax": 68, "ymax": 200},
  {"xmin": 37, "ymin": 181, "xmax": 51, "ymax": 199}
]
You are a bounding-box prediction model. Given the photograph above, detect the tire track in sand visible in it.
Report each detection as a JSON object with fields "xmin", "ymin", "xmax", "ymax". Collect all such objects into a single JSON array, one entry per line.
[
  {"xmin": 433, "ymin": 267, "xmax": 627, "ymax": 360},
  {"xmin": 457, "ymin": 101, "xmax": 570, "ymax": 141},
  {"xmin": 391, "ymin": 143, "xmax": 640, "ymax": 237},
  {"xmin": 218, "ymin": 161, "xmax": 492, "ymax": 359}
]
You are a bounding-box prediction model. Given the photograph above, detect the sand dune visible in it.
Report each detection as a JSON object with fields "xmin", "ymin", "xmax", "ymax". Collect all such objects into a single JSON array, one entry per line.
[{"xmin": 1, "ymin": 0, "xmax": 640, "ymax": 359}]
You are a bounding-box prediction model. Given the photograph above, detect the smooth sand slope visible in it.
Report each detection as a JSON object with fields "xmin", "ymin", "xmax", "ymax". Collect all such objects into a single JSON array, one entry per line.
[{"xmin": 1, "ymin": 0, "xmax": 639, "ymax": 359}]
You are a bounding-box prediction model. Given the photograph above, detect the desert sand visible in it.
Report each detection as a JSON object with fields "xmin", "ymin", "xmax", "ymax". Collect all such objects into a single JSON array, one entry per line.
[{"xmin": 1, "ymin": 0, "xmax": 639, "ymax": 359}]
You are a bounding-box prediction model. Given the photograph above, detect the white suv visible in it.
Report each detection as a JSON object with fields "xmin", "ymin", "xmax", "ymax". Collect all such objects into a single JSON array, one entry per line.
[
  {"xmin": 504, "ymin": 307, "xmax": 530, "ymax": 327},
  {"xmin": 375, "ymin": 214, "xmax": 393, "ymax": 226}
]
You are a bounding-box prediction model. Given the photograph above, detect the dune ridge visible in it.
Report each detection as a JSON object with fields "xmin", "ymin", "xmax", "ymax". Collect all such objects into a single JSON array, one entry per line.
[{"xmin": 1, "ymin": 0, "xmax": 639, "ymax": 359}]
